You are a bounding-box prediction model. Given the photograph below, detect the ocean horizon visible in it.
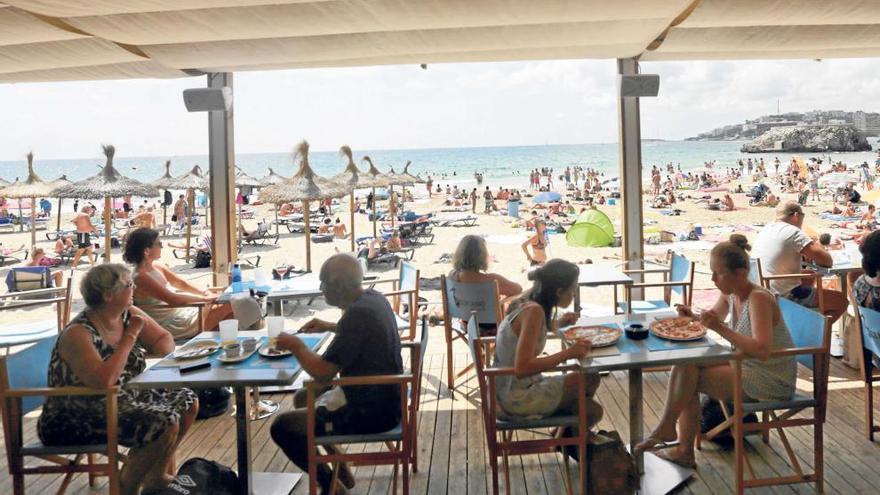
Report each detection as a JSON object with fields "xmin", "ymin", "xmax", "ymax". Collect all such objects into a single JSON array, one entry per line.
[{"xmin": 3, "ymin": 140, "xmax": 879, "ymax": 193}]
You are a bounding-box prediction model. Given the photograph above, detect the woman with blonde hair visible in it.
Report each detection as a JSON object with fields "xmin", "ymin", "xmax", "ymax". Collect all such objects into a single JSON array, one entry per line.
[
  {"xmin": 636, "ymin": 234, "xmax": 796, "ymax": 468},
  {"xmin": 38, "ymin": 264, "xmax": 198, "ymax": 493},
  {"xmin": 449, "ymin": 234, "xmax": 521, "ymax": 297}
]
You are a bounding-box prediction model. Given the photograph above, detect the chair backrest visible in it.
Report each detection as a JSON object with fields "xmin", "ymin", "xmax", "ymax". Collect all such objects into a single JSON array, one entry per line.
[
  {"xmin": 748, "ymin": 258, "xmax": 764, "ymax": 285},
  {"xmin": 358, "ymin": 256, "xmax": 368, "ymax": 277},
  {"xmin": 6, "ymin": 266, "xmax": 52, "ymax": 292},
  {"xmin": 399, "ymin": 261, "xmax": 419, "ymax": 292},
  {"xmin": 0, "ymin": 335, "xmax": 57, "ymax": 414},
  {"xmin": 851, "ymin": 300, "xmax": 880, "ymax": 381},
  {"xmin": 778, "ymin": 297, "xmax": 831, "ymax": 371},
  {"xmin": 669, "ymin": 253, "xmax": 692, "ymax": 297},
  {"xmin": 440, "ymin": 274, "xmax": 502, "ymax": 326}
]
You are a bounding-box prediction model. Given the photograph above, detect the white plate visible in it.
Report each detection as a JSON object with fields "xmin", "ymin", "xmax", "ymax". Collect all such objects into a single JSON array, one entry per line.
[
  {"xmin": 217, "ymin": 343, "xmax": 262, "ymax": 363},
  {"xmin": 258, "ymin": 345, "xmax": 293, "ymax": 358},
  {"xmin": 173, "ymin": 339, "xmax": 221, "ymax": 360}
]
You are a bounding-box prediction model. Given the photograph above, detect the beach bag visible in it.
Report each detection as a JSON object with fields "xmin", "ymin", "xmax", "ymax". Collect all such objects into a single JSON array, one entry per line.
[
  {"xmin": 196, "ymin": 387, "xmax": 231, "ymax": 419},
  {"xmin": 700, "ymin": 395, "xmax": 757, "ymax": 446},
  {"xmin": 159, "ymin": 457, "xmax": 237, "ymax": 495},
  {"xmin": 193, "ymin": 250, "xmax": 211, "ymax": 268},
  {"xmin": 561, "ymin": 429, "xmax": 638, "ymax": 494}
]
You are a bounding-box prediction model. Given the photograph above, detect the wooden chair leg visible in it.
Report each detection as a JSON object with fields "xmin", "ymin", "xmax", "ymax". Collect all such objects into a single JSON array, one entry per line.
[
  {"xmin": 761, "ymin": 411, "xmax": 770, "ymax": 444},
  {"xmin": 867, "ymin": 381, "xmax": 875, "ymax": 441},
  {"xmin": 446, "ymin": 330, "xmax": 454, "ymax": 391},
  {"xmin": 561, "ymin": 450, "xmax": 573, "ymax": 495},
  {"xmin": 815, "ymin": 421, "xmax": 824, "ymax": 493},
  {"xmin": 87, "ymin": 453, "xmax": 97, "ymax": 486},
  {"xmin": 489, "ymin": 454, "xmax": 500, "ymax": 495},
  {"xmin": 501, "ymin": 432, "xmax": 511, "ymax": 494},
  {"xmin": 108, "ymin": 449, "xmax": 120, "ymax": 495},
  {"xmin": 329, "ymin": 462, "xmax": 340, "ymax": 495},
  {"xmin": 12, "ymin": 473, "xmax": 24, "ymax": 495}
]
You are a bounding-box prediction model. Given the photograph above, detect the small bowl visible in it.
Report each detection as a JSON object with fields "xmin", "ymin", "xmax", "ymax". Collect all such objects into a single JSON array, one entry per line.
[
  {"xmin": 241, "ymin": 337, "xmax": 259, "ymax": 353},
  {"xmin": 625, "ymin": 323, "xmax": 648, "ymax": 340},
  {"xmin": 223, "ymin": 343, "xmax": 242, "ymax": 357}
]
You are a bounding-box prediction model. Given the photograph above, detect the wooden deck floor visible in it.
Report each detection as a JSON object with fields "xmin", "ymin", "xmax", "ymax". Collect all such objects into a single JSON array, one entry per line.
[{"xmin": 3, "ymin": 326, "xmax": 880, "ymax": 494}]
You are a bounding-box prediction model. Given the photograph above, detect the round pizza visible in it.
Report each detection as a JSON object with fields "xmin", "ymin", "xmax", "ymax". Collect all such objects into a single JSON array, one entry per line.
[
  {"xmin": 562, "ymin": 325, "xmax": 622, "ymax": 348},
  {"xmin": 650, "ymin": 316, "xmax": 707, "ymax": 341}
]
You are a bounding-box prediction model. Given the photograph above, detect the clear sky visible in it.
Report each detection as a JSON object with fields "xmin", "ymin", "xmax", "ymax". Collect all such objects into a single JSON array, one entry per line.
[{"xmin": 1, "ymin": 57, "xmax": 878, "ymax": 161}]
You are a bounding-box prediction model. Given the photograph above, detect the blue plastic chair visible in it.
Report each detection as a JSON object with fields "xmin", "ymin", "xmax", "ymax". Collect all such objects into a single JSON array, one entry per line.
[
  {"xmin": 466, "ymin": 313, "xmax": 589, "ymax": 495},
  {"xmin": 618, "ymin": 252, "xmax": 695, "ymax": 314},
  {"xmin": 849, "ymin": 299, "xmax": 880, "ymax": 441},
  {"xmin": 0, "ymin": 335, "xmax": 121, "ymax": 494}
]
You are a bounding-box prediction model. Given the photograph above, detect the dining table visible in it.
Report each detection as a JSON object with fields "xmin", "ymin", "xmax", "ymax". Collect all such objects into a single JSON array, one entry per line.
[
  {"xmin": 572, "ymin": 263, "xmax": 634, "ymax": 312},
  {"xmin": 564, "ymin": 310, "xmax": 734, "ymax": 495},
  {"xmin": 130, "ymin": 329, "xmax": 329, "ymax": 494}
]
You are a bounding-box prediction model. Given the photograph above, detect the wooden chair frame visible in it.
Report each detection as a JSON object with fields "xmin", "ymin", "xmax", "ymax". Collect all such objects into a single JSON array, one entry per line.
[
  {"xmin": 304, "ymin": 348, "xmax": 418, "ymax": 495},
  {"xmin": 440, "ymin": 275, "xmax": 503, "ymax": 392},
  {"xmin": 847, "ymin": 292, "xmax": 880, "ymax": 441},
  {"xmin": 467, "ymin": 313, "xmax": 589, "ymax": 495},
  {"xmin": 617, "ymin": 253, "xmax": 695, "ymax": 314},
  {"xmin": 0, "ymin": 344, "xmax": 121, "ymax": 495},
  {"xmin": 369, "ymin": 261, "xmax": 421, "ymax": 341},
  {"xmin": 699, "ymin": 277, "xmax": 829, "ymax": 494}
]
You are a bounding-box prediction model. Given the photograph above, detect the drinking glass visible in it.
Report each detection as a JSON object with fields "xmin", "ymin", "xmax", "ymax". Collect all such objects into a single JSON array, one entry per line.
[
  {"xmin": 219, "ymin": 319, "xmax": 239, "ymax": 345},
  {"xmin": 275, "ymin": 264, "xmax": 289, "ymax": 279},
  {"xmin": 267, "ymin": 316, "xmax": 284, "ymax": 346}
]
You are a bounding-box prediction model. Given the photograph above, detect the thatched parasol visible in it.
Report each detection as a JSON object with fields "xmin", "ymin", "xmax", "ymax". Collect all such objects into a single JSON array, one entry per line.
[
  {"xmin": 49, "ymin": 174, "xmax": 72, "ymax": 232},
  {"xmin": 52, "ymin": 145, "xmax": 159, "ymax": 262},
  {"xmin": 0, "ymin": 152, "xmax": 56, "ymax": 248},
  {"xmin": 361, "ymin": 156, "xmax": 392, "ymax": 236},
  {"xmin": 383, "ymin": 165, "xmax": 412, "ymax": 227},
  {"xmin": 332, "ymin": 145, "xmax": 372, "ymax": 252},
  {"xmin": 260, "ymin": 167, "xmax": 287, "ymax": 186},
  {"xmin": 261, "ymin": 140, "xmax": 352, "ymax": 271},
  {"xmin": 152, "ymin": 160, "xmax": 176, "ymax": 225},
  {"xmin": 173, "ymin": 165, "xmax": 210, "ymax": 262}
]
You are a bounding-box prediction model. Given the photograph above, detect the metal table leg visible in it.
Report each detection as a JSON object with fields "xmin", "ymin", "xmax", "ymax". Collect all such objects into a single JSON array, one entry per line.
[
  {"xmin": 234, "ymin": 387, "xmax": 253, "ymax": 494},
  {"xmin": 628, "ymin": 369, "xmax": 644, "ymax": 473}
]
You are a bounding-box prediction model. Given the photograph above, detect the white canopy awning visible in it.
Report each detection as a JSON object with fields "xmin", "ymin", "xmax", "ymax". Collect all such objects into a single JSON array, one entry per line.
[{"xmin": 2, "ymin": 0, "xmax": 876, "ymax": 83}]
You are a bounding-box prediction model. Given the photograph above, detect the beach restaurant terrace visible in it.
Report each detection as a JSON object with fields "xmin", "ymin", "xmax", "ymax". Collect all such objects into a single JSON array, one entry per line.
[{"xmin": 1, "ymin": 1, "xmax": 880, "ymax": 494}]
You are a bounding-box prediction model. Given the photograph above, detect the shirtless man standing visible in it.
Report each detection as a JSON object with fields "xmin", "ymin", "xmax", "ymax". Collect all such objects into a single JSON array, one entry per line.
[
  {"xmin": 133, "ymin": 206, "xmax": 157, "ymax": 229},
  {"xmin": 71, "ymin": 206, "xmax": 96, "ymax": 267}
]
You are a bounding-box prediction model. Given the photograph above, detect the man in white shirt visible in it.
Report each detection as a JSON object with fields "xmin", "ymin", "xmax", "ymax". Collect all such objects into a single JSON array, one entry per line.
[{"xmin": 752, "ymin": 201, "xmax": 846, "ymax": 323}]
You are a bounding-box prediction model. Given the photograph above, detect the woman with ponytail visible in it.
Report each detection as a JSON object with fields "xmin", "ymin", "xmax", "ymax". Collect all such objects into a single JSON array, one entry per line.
[
  {"xmin": 636, "ymin": 234, "xmax": 796, "ymax": 468},
  {"xmin": 493, "ymin": 259, "xmax": 602, "ymax": 424}
]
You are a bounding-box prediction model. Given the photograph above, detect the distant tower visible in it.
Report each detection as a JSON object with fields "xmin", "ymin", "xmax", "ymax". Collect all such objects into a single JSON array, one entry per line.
[{"xmin": 777, "ymin": 99, "xmax": 780, "ymax": 115}]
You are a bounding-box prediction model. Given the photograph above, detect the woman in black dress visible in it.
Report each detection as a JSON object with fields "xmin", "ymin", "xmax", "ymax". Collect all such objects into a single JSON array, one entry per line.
[{"xmin": 38, "ymin": 264, "xmax": 198, "ymax": 493}]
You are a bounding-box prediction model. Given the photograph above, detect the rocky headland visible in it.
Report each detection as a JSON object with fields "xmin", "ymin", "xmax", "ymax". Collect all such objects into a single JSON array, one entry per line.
[{"xmin": 740, "ymin": 125, "xmax": 872, "ymax": 153}]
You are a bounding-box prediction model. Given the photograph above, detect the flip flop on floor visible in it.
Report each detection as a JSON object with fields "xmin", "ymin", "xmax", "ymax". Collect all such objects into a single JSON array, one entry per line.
[{"xmin": 634, "ymin": 434, "xmax": 677, "ymax": 452}]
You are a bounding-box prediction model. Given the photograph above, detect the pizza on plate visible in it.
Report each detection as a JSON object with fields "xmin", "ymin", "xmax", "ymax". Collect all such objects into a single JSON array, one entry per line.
[
  {"xmin": 562, "ymin": 325, "xmax": 622, "ymax": 348},
  {"xmin": 650, "ymin": 317, "xmax": 707, "ymax": 341}
]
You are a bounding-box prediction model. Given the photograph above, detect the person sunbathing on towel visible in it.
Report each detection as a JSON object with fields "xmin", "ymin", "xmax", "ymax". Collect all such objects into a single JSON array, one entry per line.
[
  {"xmin": 360, "ymin": 232, "xmax": 402, "ymax": 261},
  {"xmin": 279, "ymin": 203, "xmax": 295, "ymax": 217}
]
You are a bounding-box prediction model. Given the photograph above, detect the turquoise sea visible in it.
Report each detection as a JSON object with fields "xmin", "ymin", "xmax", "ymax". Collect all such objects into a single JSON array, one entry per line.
[{"xmin": 2, "ymin": 140, "xmax": 879, "ymax": 193}]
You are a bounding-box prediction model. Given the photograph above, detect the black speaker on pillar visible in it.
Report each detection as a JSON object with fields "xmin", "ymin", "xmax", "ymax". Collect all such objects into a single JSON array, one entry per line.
[{"xmin": 618, "ymin": 74, "xmax": 660, "ymax": 97}]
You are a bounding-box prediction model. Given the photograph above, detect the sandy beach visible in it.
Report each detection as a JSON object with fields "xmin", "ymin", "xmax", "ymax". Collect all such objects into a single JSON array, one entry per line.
[{"xmin": 0, "ymin": 168, "xmax": 859, "ymax": 331}]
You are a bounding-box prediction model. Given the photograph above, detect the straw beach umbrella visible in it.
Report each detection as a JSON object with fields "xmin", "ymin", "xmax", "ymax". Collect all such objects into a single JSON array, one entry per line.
[
  {"xmin": 173, "ymin": 165, "xmax": 209, "ymax": 262},
  {"xmin": 360, "ymin": 156, "xmax": 391, "ymax": 237},
  {"xmin": 384, "ymin": 165, "xmax": 412, "ymax": 227},
  {"xmin": 49, "ymin": 175, "xmax": 72, "ymax": 232},
  {"xmin": 261, "ymin": 167, "xmax": 289, "ymax": 236},
  {"xmin": 332, "ymin": 145, "xmax": 369, "ymax": 252},
  {"xmin": 152, "ymin": 160, "xmax": 176, "ymax": 225},
  {"xmin": 0, "ymin": 152, "xmax": 56, "ymax": 249},
  {"xmin": 261, "ymin": 141, "xmax": 352, "ymax": 271},
  {"xmin": 52, "ymin": 145, "xmax": 159, "ymax": 262}
]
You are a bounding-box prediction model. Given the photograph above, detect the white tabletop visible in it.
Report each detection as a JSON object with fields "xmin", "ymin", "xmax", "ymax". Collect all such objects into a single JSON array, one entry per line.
[{"xmin": 577, "ymin": 264, "xmax": 633, "ymax": 287}]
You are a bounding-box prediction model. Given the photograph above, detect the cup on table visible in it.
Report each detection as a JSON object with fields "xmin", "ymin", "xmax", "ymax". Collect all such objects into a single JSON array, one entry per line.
[
  {"xmin": 254, "ymin": 268, "xmax": 270, "ymax": 286},
  {"xmin": 241, "ymin": 337, "xmax": 259, "ymax": 353},
  {"xmin": 219, "ymin": 319, "xmax": 239, "ymax": 345},
  {"xmin": 267, "ymin": 316, "xmax": 284, "ymax": 346},
  {"xmin": 223, "ymin": 342, "xmax": 242, "ymax": 358}
]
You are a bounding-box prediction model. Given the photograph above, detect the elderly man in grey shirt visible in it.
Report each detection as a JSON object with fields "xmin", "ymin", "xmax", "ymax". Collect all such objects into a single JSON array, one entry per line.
[{"xmin": 752, "ymin": 201, "xmax": 846, "ymax": 323}]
